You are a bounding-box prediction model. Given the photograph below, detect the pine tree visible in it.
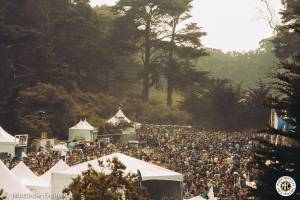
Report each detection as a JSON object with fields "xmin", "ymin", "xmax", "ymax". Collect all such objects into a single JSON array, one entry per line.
[
  {"xmin": 163, "ymin": 0, "xmax": 207, "ymax": 106},
  {"xmin": 253, "ymin": 0, "xmax": 300, "ymax": 199}
]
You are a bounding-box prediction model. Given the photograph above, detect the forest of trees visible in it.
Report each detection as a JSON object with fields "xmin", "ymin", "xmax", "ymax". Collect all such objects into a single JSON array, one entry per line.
[
  {"xmin": 195, "ymin": 38, "xmax": 276, "ymax": 88},
  {"xmin": 0, "ymin": 0, "xmax": 273, "ymax": 139},
  {"xmin": 253, "ymin": 0, "xmax": 300, "ymax": 199}
]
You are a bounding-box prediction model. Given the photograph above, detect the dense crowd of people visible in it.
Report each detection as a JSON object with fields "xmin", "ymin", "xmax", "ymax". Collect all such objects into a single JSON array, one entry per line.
[{"xmin": 1, "ymin": 125, "xmax": 259, "ymax": 199}]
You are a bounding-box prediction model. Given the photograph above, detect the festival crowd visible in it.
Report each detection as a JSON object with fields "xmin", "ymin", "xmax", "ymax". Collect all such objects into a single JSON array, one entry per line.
[{"xmin": 1, "ymin": 126, "xmax": 259, "ymax": 200}]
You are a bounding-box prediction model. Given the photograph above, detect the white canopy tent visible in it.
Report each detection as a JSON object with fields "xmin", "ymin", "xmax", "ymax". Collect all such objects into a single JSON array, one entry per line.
[
  {"xmin": 52, "ymin": 153, "xmax": 183, "ymax": 199},
  {"xmin": 0, "ymin": 160, "xmax": 36, "ymax": 200},
  {"xmin": 68, "ymin": 119, "xmax": 97, "ymax": 142},
  {"xmin": 11, "ymin": 161, "xmax": 49, "ymax": 194},
  {"xmin": 39, "ymin": 160, "xmax": 69, "ymax": 184},
  {"xmin": 0, "ymin": 126, "xmax": 18, "ymax": 157},
  {"xmin": 106, "ymin": 108, "xmax": 132, "ymax": 125}
]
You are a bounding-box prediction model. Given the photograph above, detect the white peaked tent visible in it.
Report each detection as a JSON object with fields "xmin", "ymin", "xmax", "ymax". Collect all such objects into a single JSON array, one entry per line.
[
  {"xmin": 11, "ymin": 161, "xmax": 49, "ymax": 194},
  {"xmin": 68, "ymin": 119, "xmax": 97, "ymax": 142},
  {"xmin": 39, "ymin": 160, "xmax": 69, "ymax": 184},
  {"xmin": 52, "ymin": 153, "xmax": 183, "ymax": 200},
  {"xmin": 0, "ymin": 126, "xmax": 18, "ymax": 157},
  {"xmin": 0, "ymin": 160, "xmax": 36, "ymax": 200},
  {"xmin": 106, "ymin": 108, "xmax": 132, "ymax": 125}
]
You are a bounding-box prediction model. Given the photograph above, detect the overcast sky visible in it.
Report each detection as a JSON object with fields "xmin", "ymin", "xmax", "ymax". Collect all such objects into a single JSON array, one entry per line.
[{"xmin": 90, "ymin": 0, "xmax": 283, "ymax": 52}]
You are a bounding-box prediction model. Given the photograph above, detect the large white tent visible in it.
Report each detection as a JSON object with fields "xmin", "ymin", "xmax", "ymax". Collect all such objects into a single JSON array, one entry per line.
[
  {"xmin": 52, "ymin": 153, "xmax": 183, "ymax": 200},
  {"xmin": 68, "ymin": 119, "xmax": 97, "ymax": 142},
  {"xmin": 0, "ymin": 160, "xmax": 36, "ymax": 200},
  {"xmin": 106, "ymin": 108, "xmax": 132, "ymax": 125},
  {"xmin": 11, "ymin": 161, "xmax": 49, "ymax": 194},
  {"xmin": 39, "ymin": 160, "xmax": 69, "ymax": 184},
  {"xmin": 0, "ymin": 126, "xmax": 18, "ymax": 157}
]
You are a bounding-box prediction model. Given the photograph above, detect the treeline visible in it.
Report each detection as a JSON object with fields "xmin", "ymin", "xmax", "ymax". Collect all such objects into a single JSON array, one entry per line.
[
  {"xmin": 0, "ymin": 0, "xmax": 272, "ymax": 139},
  {"xmin": 195, "ymin": 38, "xmax": 276, "ymax": 88},
  {"xmin": 252, "ymin": 0, "xmax": 300, "ymax": 199}
]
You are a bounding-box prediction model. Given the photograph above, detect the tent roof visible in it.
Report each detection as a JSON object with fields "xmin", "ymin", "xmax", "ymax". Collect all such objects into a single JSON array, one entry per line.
[
  {"xmin": 82, "ymin": 119, "xmax": 95, "ymax": 130},
  {"xmin": 69, "ymin": 119, "xmax": 95, "ymax": 131},
  {"xmin": 106, "ymin": 108, "xmax": 131, "ymax": 125},
  {"xmin": 39, "ymin": 160, "xmax": 69, "ymax": 183},
  {"xmin": 57, "ymin": 152, "xmax": 183, "ymax": 182},
  {"xmin": 0, "ymin": 160, "xmax": 35, "ymax": 200},
  {"xmin": 0, "ymin": 126, "xmax": 17, "ymax": 144},
  {"xmin": 11, "ymin": 161, "xmax": 48, "ymax": 187}
]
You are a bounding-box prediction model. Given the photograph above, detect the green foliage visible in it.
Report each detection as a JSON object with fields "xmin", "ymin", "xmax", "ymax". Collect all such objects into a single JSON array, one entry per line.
[
  {"xmin": 182, "ymin": 78, "xmax": 243, "ymax": 130},
  {"xmin": 182, "ymin": 78, "xmax": 270, "ymax": 130},
  {"xmin": 195, "ymin": 39, "xmax": 276, "ymax": 88},
  {"xmin": 158, "ymin": 0, "xmax": 208, "ymax": 106},
  {"xmin": 10, "ymin": 83, "xmax": 189, "ymax": 139},
  {"xmin": 63, "ymin": 157, "xmax": 150, "ymax": 200},
  {"xmin": 0, "ymin": 0, "xmax": 276, "ymax": 137},
  {"xmin": 252, "ymin": 1, "xmax": 300, "ymax": 199},
  {"xmin": 14, "ymin": 83, "xmax": 80, "ymax": 138}
]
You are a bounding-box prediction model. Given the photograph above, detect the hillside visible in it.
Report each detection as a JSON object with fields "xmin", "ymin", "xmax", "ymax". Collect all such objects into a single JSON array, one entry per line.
[{"xmin": 195, "ymin": 39, "xmax": 277, "ymax": 88}]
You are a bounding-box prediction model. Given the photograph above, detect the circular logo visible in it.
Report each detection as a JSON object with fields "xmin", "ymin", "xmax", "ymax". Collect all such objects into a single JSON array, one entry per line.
[{"xmin": 276, "ymin": 176, "xmax": 296, "ymax": 196}]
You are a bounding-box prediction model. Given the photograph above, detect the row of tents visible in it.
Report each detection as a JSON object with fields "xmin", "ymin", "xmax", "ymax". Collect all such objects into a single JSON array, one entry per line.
[
  {"xmin": 68, "ymin": 108, "xmax": 140, "ymax": 142},
  {"xmin": 0, "ymin": 153, "xmax": 184, "ymax": 200}
]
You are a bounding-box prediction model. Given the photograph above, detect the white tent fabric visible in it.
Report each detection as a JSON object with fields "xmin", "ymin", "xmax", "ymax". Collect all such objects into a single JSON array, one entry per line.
[
  {"xmin": 11, "ymin": 161, "xmax": 49, "ymax": 194},
  {"xmin": 0, "ymin": 126, "xmax": 18, "ymax": 157},
  {"xmin": 51, "ymin": 144, "xmax": 69, "ymax": 152},
  {"xmin": 185, "ymin": 196, "xmax": 207, "ymax": 200},
  {"xmin": 82, "ymin": 119, "xmax": 95, "ymax": 130},
  {"xmin": 39, "ymin": 160, "xmax": 69, "ymax": 184},
  {"xmin": 0, "ymin": 126, "xmax": 17, "ymax": 144},
  {"xmin": 52, "ymin": 153, "xmax": 183, "ymax": 194},
  {"xmin": 0, "ymin": 160, "xmax": 36, "ymax": 200},
  {"xmin": 68, "ymin": 119, "xmax": 97, "ymax": 142},
  {"xmin": 69, "ymin": 119, "xmax": 95, "ymax": 131},
  {"xmin": 106, "ymin": 108, "xmax": 132, "ymax": 125},
  {"xmin": 208, "ymin": 187, "xmax": 217, "ymax": 200}
]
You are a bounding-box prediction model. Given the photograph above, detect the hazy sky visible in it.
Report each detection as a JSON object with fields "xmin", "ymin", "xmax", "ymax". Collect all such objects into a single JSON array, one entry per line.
[{"xmin": 90, "ymin": 0, "xmax": 283, "ymax": 52}]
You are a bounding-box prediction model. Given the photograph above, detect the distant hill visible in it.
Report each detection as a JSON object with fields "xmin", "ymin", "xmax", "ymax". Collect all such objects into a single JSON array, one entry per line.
[{"xmin": 195, "ymin": 38, "xmax": 277, "ymax": 88}]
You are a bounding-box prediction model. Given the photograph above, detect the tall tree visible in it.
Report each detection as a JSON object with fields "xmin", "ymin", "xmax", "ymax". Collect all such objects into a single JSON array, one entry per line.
[
  {"xmin": 163, "ymin": 0, "xmax": 207, "ymax": 106},
  {"xmin": 182, "ymin": 78, "xmax": 244, "ymax": 130},
  {"xmin": 114, "ymin": 0, "xmax": 170, "ymax": 101},
  {"xmin": 252, "ymin": 0, "xmax": 300, "ymax": 199}
]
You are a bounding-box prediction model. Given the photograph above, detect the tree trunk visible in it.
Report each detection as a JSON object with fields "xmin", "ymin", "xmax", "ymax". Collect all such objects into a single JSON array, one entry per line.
[
  {"xmin": 142, "ymin": 18, "xmax": 151, "ymax": 102},
  {"xmin": 167, "ymin": 77, "xmax": 173, "ymax": 106},
  {"xmin": 166, "ymin": 17, "xmax": 178, "ymax": 106},
  {"xmin": 142, "ymin": 72, "xmax": 150, "ymax": 101}
]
